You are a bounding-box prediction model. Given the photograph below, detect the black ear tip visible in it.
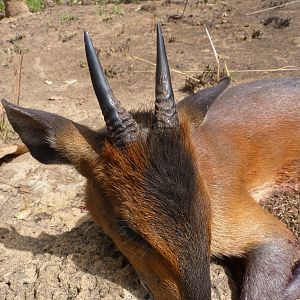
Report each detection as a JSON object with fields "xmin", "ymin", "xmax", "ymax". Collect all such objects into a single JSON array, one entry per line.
[
  {"xmin": 1, "ymin": 98, "xmax": 14, "ymax": 111},
  {"xmin": 1, "ymin": 98, "xmax": 8, "ymax": 106},
  {"xmin": 219, "ymin": 76, "xmax": 231, "ymax": 85},
  {"xmin": 225, "ymin": 76, "xmax": 231, "ymax": 84}
]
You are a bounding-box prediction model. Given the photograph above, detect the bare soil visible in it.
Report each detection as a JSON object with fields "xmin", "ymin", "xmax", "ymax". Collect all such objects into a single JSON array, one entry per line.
[{"xmin": 0, "ymin": 0, "xmax": 300, "ymax": 299}]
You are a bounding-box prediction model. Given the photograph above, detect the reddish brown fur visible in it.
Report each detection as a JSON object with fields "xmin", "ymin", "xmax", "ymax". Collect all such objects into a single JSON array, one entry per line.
[
  {"xmin": 192, "ymin": 106, "xmax": 299, "ymax": 257},
  {"xmin": 51, "ymin": 100, "xmax": 300, "ymax": 298},
  {"xmin": 3, "ymin": 77, "xmax": 300, "ymax": 299},
  {"xmin": 84, "ymin": 120, "xmax": 211, "ymax": 299}
]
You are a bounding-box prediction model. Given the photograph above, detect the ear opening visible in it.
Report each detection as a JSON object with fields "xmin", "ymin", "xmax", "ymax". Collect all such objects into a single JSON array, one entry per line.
[{"xmin": 2, "ymin": 99, "xmax": 106, "ymax": 177}]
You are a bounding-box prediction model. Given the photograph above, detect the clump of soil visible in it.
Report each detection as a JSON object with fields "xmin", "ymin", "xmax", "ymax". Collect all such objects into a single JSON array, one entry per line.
[
  {"xmin": 181, "ymin": 65, "xmax": 227, "ymax": 94},
  {"xmin": 262, "ymin": 0, "xmax": 288, "ymax": 8},
  {"xmin": 140, "ymin": 3, "xmax": 156, "ymax": 12},
  {"xmin": 261, "ymin": 16, "xmax": 291, "ymax": 28},
  {"xmin": 105, "ymin": 65, "xmax": 125, "ymax": 78},
  {"xmin": 251, "ymin": 29, "xmax": 263, "ymax": 39}
]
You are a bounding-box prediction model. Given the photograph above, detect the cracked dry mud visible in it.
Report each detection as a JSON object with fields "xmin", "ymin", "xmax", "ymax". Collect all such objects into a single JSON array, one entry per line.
[{"xmin": 1, "ymin": 0, "xmax": 300, "ymax": 299}]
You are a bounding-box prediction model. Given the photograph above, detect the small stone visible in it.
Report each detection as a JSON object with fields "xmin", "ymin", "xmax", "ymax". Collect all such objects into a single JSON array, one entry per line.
[
  {"xmin": 44, "ymin": 80, "xmax": 53, "ymax": 85},
  {"xmin": 15, "ymin": 208, "xmax": 31, "ymax": 220},
  {"xmin": 65, "ymin": 79, "xmax": 77, "ymax": 85}
]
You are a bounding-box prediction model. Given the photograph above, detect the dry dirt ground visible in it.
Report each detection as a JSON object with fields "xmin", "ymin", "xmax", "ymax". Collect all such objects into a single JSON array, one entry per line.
[{"xmin": 0, "ymin": 0, "xmax": 300, "ymax": 299}]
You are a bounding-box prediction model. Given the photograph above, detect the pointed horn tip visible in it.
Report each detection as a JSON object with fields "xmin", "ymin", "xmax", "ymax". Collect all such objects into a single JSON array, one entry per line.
[
  {"xmin": 84, "ymin": 31, "xmax": 90, "ymax": 44},
  {"xmin": 156, "ymin": 25, "xmax": 165, "ymax": 50},
  {"xmin": 156, "ymin": 23, "xmax": 163, "ymax": 37}
]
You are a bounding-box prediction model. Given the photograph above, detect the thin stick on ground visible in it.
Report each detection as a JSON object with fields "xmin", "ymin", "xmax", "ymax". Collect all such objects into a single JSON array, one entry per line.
[
  {"xmin": 182, "ymin": 0, "xmax": 189, "ymax": 17},
  {"xmin": 0, "ymin": 176, "xmax": 19, "ymax": 189},
  {"xmin": 132, "ymin": 56, "xmax": 299, "ymax": 80},
  {"xmin": 204, "ymin": 26, "xmax": 220, "ymax": 81},
  {"xmin": 173, "ymin": 66, "xmax": 299, "ymax": 74},
  {"xmin": 245, "ymin": 0, "xmax": 300, "ymax": 16},
  {"xmin": 1, "ymin": 53, "xmax": 24, "ymax": 140},
  {"xmin": 1, "ymin": 105, "xmax": 9, "ymax": 140},
  {"xmin": 131, "ymin": 55, "xmax": 201, "ymax": 82},
  {"xmin": 0, "ymin": 192, "xmax": 14, "ymax": 220},
  {"xmin": 133, "ymin": 66, "xmax": 300, "ymax": 75},
  {"xmin": 16, "ymin": 53, "xmax": 24, "ymax": 106},
  {"xmin": 12, "ymin": 53, "xmax": 24, "ymax": 106},
  {"xmin": 229, "ymin": 66, "xmax": 299, "ymax": 73}
]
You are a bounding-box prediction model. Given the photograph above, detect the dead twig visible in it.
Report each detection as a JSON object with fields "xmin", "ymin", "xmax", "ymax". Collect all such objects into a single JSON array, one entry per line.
[
  {"xmin": 134, "ymin": 66, "xmax": 299, "ymax": 75},
  {"xmin": 229, "ymin": 66, "xmax": 299, "ymax": 73},
  {"xmin": 0, "ymin": 192, "xmax": 15, "ymax": 220},
  {"xmin": 245, "ymin": 0, "xmax": 300, "ymax": 16},
  {"xmin": 173, "ymin": 66, "xmax": 299, "ymax": 74},
  {"xmin": 2, "ymin": 53, "xmax": 24, "ymax": 140},
  {"xmin": 16, "ymin": 53, "xmax": 24, "ymax": 105},
  {"xmin": 0, "ymin": 107, "xmax": 10, "ymax": 140},
  {"xmin": 0, "ymin": 176, "xmax": 19, "ymax": 189},
  {"xmin": 230, "ymin": 8, "xmax": 237, "ymax": 18},
  {"xmin": 12, "ymin": 53, "xmax": 24, "ymax": 105},
  {"xmin": 132, "ymin": 55, "xmax": 299, "ymax": 81},
  {"xmin": 130, "ymin": 55, "xmax": 201, "ymax": 82},
  {"xmin": 182, "ymin": 0, "xmax": 189, "ymax": 17}
]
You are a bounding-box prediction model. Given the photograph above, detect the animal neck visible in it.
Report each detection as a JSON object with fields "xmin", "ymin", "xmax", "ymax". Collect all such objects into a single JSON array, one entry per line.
[
  {"xmin": 179, "ymin": 198, "xmax": 211, "ymax": 300},
  {"xmin": 143, "ymin": 123, "xmax": 212, "ymax": 299},
  {"xmin": 180, "ymin": 240, "xmax": 211, "ymax": 299}
]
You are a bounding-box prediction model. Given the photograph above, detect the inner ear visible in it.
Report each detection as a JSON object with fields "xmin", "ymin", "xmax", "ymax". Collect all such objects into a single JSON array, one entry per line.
[
  {"xmin": 2, "ymin": 99, "xmax": 106, "ymax": 177},
  {"xmin": 3, "ymin": 99, "xmax": 72, "ymax": 164}
]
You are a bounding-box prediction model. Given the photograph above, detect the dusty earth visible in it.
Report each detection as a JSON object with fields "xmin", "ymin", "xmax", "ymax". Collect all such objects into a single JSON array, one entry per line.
[{"xmin": 0, "ymin": 0, "xmax": 300, "ymax": 299}]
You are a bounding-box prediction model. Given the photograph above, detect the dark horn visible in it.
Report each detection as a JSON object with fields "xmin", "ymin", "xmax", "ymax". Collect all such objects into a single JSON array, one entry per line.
[
  {"xmin": 84, "ymin": 31, "xmax": 138, "ymax": 146},
  {"xmin": 155, "ymin": 24, "xmax": 179, "ymax": 128}
]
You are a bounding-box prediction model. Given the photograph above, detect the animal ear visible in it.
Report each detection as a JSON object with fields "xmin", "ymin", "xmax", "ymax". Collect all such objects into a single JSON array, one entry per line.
[
  {"xmin": 2, "ymin": 99, "xmax": 105, "ymax": 177},
  {"xmin": 177, "ymin": 76, "xmax": 231, "ymax": 123}
]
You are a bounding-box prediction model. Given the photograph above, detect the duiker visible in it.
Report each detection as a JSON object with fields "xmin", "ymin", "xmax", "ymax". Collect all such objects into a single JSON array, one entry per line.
[{"xmin": 2, "ymin": 24, "xmax": 300, "ymax": 300}]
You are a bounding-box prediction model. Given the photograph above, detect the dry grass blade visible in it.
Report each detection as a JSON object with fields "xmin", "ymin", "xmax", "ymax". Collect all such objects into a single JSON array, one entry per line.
[
  {"xmin": 0, "ymin": 176, "xmax": 19, "ymax": 189},
  {"xmin": 0, "ymin": 105, "xmax": 10, "ymax": 140},
  {"xmin": 204, "ymin": 26, "xmax": 220, "ymax": 81},
  {"xmin": 223, "ymin": 59, "xmax": 230, "ymax": 77},
  {"xmin": 180, "ymin": 66, "xmax": 299, "ymax": 74},
  {"xmin": 1, "ymin": 53, "xmax": 24, "ymax": 141},
  {"xmin": 245, "ymin": 0, "xmax": 300, "ymax": 16},
  {"xmin": 182, "ymin": 0, "xmax": 189, "ymax": 17},
  {"xmin": 131, "ymin": 55, "xmax": 201, "ymax": 82},
  {"xmin": 12, "ymin": 53, "xmax": 24, "ymax": 106},
  {"xmin": 231, "ymin": 66, "xmax": 299, "ymax": 73}
]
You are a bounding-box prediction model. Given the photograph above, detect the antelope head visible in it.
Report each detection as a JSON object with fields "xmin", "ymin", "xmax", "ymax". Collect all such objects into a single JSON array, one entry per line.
[{"xmin": 2, "ymin": 24, "xmax": 211, "ymax": 299}]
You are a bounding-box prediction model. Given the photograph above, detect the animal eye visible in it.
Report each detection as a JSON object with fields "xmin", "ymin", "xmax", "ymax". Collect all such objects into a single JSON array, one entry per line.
[{"xmin": 116, "ymin": 220, "xmax": 149, "ymax": 246}]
